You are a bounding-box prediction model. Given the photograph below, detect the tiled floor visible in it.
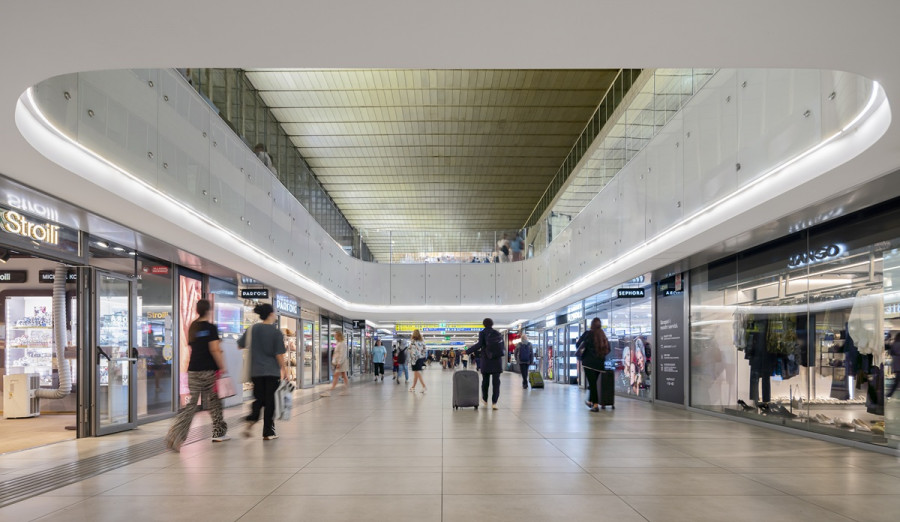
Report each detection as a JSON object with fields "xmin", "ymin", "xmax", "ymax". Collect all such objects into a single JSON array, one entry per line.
[{"xmin": 2, "ymin": 368, "xmax": 900, "ymax": 521}]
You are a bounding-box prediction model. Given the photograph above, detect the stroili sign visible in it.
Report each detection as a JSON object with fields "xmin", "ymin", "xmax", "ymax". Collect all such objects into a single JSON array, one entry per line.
[{"xmin": 1, "ymin": 210, "xmax": 60, "ymax": 245}]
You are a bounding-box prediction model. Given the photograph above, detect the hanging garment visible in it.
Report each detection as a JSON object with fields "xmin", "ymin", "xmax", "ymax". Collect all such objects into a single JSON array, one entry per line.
[{"xmin": 849, "ymin": 288, "xmax": 884, "ymax": 366}]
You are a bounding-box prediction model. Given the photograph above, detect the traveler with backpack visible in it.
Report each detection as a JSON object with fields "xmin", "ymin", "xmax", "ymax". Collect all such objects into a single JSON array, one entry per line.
[
  {"xmin": 515, "ymin": 334, "xmax": 534, "ymax": 389},
  {"xmin": 466, "ymin": 318, "xmax": 504, "ymax": 409},
  {"xmin": 576, "ymin": 318, "xmax": 611, "ymax": 412},
  {"xmin": 395, "ymin": 339, "xmax": 409, "ymax": 385}
]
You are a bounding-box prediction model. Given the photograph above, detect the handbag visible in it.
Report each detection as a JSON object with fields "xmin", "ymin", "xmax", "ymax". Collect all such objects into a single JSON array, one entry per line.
[
  {"xmin": 241, "ymin": 324, "xmax": 254, "ymax": 383},
  {"xmin": 216, "ymin": 370, "xmax": 236, "ymax": 399}
]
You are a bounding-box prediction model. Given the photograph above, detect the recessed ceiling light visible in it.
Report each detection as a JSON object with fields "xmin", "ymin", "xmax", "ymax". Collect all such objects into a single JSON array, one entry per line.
[
  {"xmin": 95, "ymin": 241, "xmax": 109, "ymax": 248},
  {"xmin": 113, "ymin": 246, "xmax": 125, "ymax": 252}
]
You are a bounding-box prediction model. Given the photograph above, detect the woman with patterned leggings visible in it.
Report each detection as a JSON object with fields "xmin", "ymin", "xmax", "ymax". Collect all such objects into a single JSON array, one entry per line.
[{"xmin": 166, "ymin": 299, "xmax": 229, "ymax": 451}]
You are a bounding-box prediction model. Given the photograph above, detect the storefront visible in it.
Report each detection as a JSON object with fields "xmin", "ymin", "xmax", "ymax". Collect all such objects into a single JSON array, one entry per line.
[
  {"xmin": 275, "ymin": 292, "xmax": 301, "ymax": 385},
  {"xmin": 690, "ymin": 197, "xmax": 900, "ymax": 447},
  {"xmin": 299, "ymin": 307, "xmax": 320, "ymax": 388}
]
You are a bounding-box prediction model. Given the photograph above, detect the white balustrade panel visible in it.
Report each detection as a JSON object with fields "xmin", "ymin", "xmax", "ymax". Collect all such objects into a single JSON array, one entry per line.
[{"xmin": 32, "ymin": 68, "xmax": 876, "ymax": 310}]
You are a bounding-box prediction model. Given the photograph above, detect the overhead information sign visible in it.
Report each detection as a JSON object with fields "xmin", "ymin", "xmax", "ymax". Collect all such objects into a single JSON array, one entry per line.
[{"xmin": 395, "ymin": 322, "xmax": 483, "ymax": 333}]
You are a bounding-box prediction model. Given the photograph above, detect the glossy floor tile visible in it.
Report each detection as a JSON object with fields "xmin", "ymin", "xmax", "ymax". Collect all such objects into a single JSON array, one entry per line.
[{"xmin": 1, "ymin": 368, "xmax": 899, "ymax": 522}]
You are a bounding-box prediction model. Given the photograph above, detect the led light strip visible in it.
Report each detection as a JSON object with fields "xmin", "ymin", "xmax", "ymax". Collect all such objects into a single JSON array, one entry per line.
[{"xmin": 16, "ymin": 75, "xmax": 888, "ymax": 319}]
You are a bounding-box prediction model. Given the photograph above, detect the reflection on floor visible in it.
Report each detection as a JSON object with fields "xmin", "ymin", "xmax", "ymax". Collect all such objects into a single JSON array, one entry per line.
[
  {"xmin": 0, "ymin": 414, "xmax": 75, "ymax": 455},
  {"xmin": 2, "ymin": 369, "xmax": 900, "ymax": 522}
]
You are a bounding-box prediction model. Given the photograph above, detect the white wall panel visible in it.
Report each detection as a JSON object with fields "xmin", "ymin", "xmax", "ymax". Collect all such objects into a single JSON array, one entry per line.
[
  {"xmin": 271, "ymin": 177, "xmax": 293, "ymax": 261},
  {"xmin": 522, "ymin": 261, "xmax": 545, "ymax": 302},
  {"xmin": 33, "ymin": 73, "xmax": 79, "ymax": 136},
  {"xmin": 460, "ymin": 264, "xmax": 495, "ymax": 304},
  {"xmin": 646, "ymin": 112, "xmax": 684, "ymax": 238},
  {"xmin": 426, "ymin": 264, "xmax": 460, "ymax": 304},
  {"xmin": 208, "ymin": 119, "xmax": 245, "ymax": 233},
  {"xmin": 241, "ymin": 160, "xmax": 273, "ymax": 250},
  {"xmin": 495, "ymin": 262, "xmax": 523, "ymax": 304},
  {"xmin": 737, "ymin": 69, "xmax": 821, "ymax": 186},
  {"xmin": 820, "ymin": 70, "xmax": 873, "ymax": 138},
  {"xmin": 682, "ymin": 70, "xmax": 738, "ymax": 216},
  {"xmin": 619, "ymin": 152, "xmax": 647, "ymax": 254},
  {"xmin": 391, "ymin": 264, "xmax": 425, "ymax": 305},
  {"xmin": 289, "ymin": 199, "xmax": 309, "ymax": 271},
  {"xmin": 363, "ymin": 262, "xmax": 391, "ymax": 305},
  {"xmin": 305, "ymin": 225, "xmax": 324, "ymax": 284}
]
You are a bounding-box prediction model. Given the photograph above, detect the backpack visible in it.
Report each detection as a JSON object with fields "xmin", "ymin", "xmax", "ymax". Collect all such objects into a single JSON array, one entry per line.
[
  {"xmin": 397, "ymin": 346, "xmax": 408, "ymax": 364},
  {"xmin": 517, "ymin": 343, "xmax": 533, "ymax": 363},
  {"xmin": 484, "ymin": 329, "xmax": 504, "ymax": 360},
  {"xmin": 501, "ymin": 244, "xmax": 510, "ymax": 256}
]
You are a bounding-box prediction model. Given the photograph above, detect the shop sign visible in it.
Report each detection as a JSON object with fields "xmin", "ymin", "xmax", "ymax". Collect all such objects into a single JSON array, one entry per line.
[
  {"xmin": 656, "ymin": 289, "xmax": 685, "ymax": 404},
  {"xmin": 240, "ymin": 288, "xmax": 269, "ymax": 299},
  {"xmin": 1, "ymin": 210, "xmax": 60, "ymax": 245},
  {"xmin": 627, "ymin": 275, "xmax": 646, "ymax": 284},
  {"xmin": 617, "ymin": 288, "xmax": 645, "ymax": 298},
  {"xmin": 276, "ymin": 294, "xmax": 300, "ymax": 316},
  {"xmin": 6, "ymin": 193, "xmax": 60, "ymax": 222},
  {"xmin": 787, "ymin": 243, "xmax": 845, "ymax": 268},
  {"xmin": 38, "ymin": 270, "xmax": 77, "ymax": 283},
  {"xmin": 566, "ymin": 303, "xmax": 583, "ymax": 322},
  {"xmin": 147, "ymin": 312, "xmax": 169, "ymax": 319},
  {"xmin": 209, "ymin": 288, "xmax": 236, "ymax": 298},
  {"xmin": 351, "ymin": 319, "xmax": 366, "ymax": 329},
  {"xmin": 241, "ymin": 276, "xmax": 261, "ymax": 285},
  {"xmin": 142, "ymin": 265, "xmax": 170, "ymax": 275},
  {"xmin": 0, "ymin": 270, "xmax": 27, "ymax": 283},
  {"xmin": 544, "ymin": 314, "xmax": 555, "ymax": 328}
]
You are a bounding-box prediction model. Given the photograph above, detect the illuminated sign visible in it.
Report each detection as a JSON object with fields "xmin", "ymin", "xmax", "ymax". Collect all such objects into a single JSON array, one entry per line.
[
  {"xmin": 545, "ymin": 314, "xmax": 555, "ymax": 328},
  {"xmin": 617, "ymin": 288, "xmax": 645, "ymax": 298},
  {"xmin": 0, "ymin": 270, "xmax": 27, "ymax": 283},
  {"xmin": 7, "ymin": 194, "xmax": 60, "ymax": 222},
  {"xmin": 142, "ymin": 265, "xmax": 170, "ymax": 275},
  {"xmin": 276, "ymin": 294, "xmax": 300, "ymax": 316},
  {"xmin": 566, "ymin": 303, "xmax": 583, "ymax": 322},
  {"xmin": 147, "ymin": 312, "xmax": 169, "ymax": 319},
  {"xmin": 395, "ymin": 322, "xmax": 483, "ymax": 333},
  {"xmin": 787, "ymin": 243, "xmax": 845, "ymax": 268},
  {"xmin": 1, "ymin": 210, "xmax": 60, "ymax": 245},
  {"xmin": 240, "ymin": 288, "xmax": 269, "ymax": 299}
]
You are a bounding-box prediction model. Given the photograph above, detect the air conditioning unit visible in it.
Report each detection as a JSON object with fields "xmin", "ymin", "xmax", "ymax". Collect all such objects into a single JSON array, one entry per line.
[{"xmin": 3, "ymin": 373, "xmax": 41, "ymax": 418}]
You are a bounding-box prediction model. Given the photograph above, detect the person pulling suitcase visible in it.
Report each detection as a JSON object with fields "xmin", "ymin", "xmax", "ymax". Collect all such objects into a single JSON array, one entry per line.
[
  {"xmin": 576, "ymin": 318, "xmax": 611, "ymax": 412},
  {"xmin": 515, "ymin": 334, "xmax": 534, "ymax": 389}
]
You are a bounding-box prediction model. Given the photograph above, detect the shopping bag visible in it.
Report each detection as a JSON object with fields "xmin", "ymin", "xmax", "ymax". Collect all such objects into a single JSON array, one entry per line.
[
  {"xmin": 240, "ymin": 325, "xmax": 253, "ymax": 383},
  {"xmin": 216, "ymin": 371, "xmax": 236, "ymax": 399},
  {"xmin": 274, "ymin": 379, "xmax": 295, "ymax": 420}
]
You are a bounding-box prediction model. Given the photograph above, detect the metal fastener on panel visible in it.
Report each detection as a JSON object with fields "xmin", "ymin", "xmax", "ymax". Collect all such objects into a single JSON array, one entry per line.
[
  {"xmin": 804, "ymin": 110, "xmax": 811, "ymax": 117},
  {"xmin": 162, "ymin": 162, "xmax": 168, "ymax": 169},
  {"xmin": 736, "ymin": 162, "xmax": 741, "ymax": 171},
  {"xmin": 248, "ymin": 174, "xmax": 252, "ymax": 180},
  {"xmin": 202, "ymin": 190, "xmax": 208, "ymax": 196},
  {"xmin": 247, "ymin": 221, "xmax": 251, "ymax": 227},
  {"xmin": 829, "ymin": 91, "xmax": 836, "ymax": 100},
  {"xmin": 148, "ymin": 80, "xmax": 154, "ymax": 87},
  {"xmin": 63, "ymin": 91, "xmax": 71, "ymax": 100},
  {"xmin": 163, "ymin": 95, "xmax": 168, "ymax": 102},
  {"xmin": 741, "ymin": 81, "xmax": 747, "ymax": 88},
  {"xmin": 676, "ymin": 201, "xmax": 682, "ymax": 208},
  {"xmin": 725, "ymin": 95, "xmax": 731, "ymax": 103},
  {"xmin": 240, "ymin": 216, "xmax": 244, "ymax": 221},
  {"xmin": 213, "ymin": 197, "xmax": 218, "ymax": 203},
  {"xmin": 686, "ymin": 131, "xmax": 691, "ymax": 138},
  {"xmin": 87, "ymin": 109, "xmax": 94, "ymax": 117},
  {"xmin": 147, "ymin": 152, "xmax": 153, "ymax": 159},
  {"xmin": 212, "ymin": 141, "xmax": 217, "ymax": 147},
  {"xmin": 202, "ymin": 132, "xmax": 207, "ymax": 138}
]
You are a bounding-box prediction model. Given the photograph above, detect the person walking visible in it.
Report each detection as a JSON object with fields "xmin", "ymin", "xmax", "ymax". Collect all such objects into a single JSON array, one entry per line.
[
  {"xmin": 166, "ymin": 299, "xmax": 229, "ymax": 451},
  {"xmin": 391, "ymin": 349, "xmax": 399, "ymax": 381},
  {"xmin": 395, "ymin": 339, "xmax": 409, "ymax": 385},
  {"xmin": 576, "ymin": 318, "xmax": 611, "ymax": 412},
  {"xmin": 372, "ymin": 339, "xmax": 387, "ymax": 381},
  {"xmin": 321, "ymin": 330, "xmax": 350, "ymax": 396},
  {"xmin": 409, "ymin": 329, "xmax": 428, "ymax": 393},
  {"xmin": 239, "ymin": 303, "xmax": 289, "ymax": 440},
  {"xmin": 515, "ymin": 334, "xmax": 534, "ymax": 389},
  {"xmin": 467, "ymin": 318, "xmax": 504, "ymax": 410},
  {"xmin": 461, "ymin": 349, "xmax": 469, "ymax": 369}
]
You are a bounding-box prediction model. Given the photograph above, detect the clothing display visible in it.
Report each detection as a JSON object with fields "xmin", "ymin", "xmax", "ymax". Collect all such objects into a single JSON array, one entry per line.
[{"xmin": 848, "ymin": 288, "xmax": 885, "ymax": 366}]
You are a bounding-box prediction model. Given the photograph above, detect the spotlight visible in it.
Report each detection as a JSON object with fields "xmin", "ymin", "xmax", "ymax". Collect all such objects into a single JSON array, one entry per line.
[{"xmin": 0, "ymin": 250, "xmax": 9, "ymax": 263}]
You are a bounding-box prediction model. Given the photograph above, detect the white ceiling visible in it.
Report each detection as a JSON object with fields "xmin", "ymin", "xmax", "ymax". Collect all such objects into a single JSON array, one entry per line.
[{"xmin": 244, "ymin": 69, "xmax": 618, "ymax": 259}]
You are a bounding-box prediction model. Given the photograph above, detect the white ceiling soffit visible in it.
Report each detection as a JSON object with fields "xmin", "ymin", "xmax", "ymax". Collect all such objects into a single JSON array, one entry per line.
[{"xmin": 244, "ymin": 69, "xmax": 618, "ymax": 257}]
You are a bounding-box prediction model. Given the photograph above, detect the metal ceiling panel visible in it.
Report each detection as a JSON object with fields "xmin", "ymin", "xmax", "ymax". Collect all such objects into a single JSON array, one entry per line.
[{"xmin": 244, "ymin": 69, "xmax": 618, "ymax": 260}]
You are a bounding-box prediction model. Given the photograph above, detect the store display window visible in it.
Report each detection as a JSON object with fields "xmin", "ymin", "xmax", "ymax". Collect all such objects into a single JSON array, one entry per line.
[
  {"xmin": 135, "ymin": 257, "xmax": 174, "ymax": 417},
  {"xmin": 690, "ymin": 198, "xmax": 900, "ymax": 445}
]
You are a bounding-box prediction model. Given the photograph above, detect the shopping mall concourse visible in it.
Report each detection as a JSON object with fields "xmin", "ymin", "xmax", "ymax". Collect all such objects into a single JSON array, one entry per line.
[{"xmin": 1, "ymin": 1, "xmax": 900, "ymax": 521}]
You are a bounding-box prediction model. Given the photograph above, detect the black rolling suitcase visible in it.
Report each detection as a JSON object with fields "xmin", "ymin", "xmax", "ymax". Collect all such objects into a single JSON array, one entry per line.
[
  {"xmin": 452, "ymin": 369, "xmax": 480, "ymax": 410},
  {"xmin": 598, "ymin": 370, "xmax": 615, "ymax": 409}
]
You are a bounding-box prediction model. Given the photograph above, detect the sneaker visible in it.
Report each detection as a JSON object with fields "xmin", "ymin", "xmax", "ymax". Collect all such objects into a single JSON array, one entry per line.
[
  {"xmin": 585, "ymin": 400, "xmax": 593, "ymax": 408},
  {"xmin": 374, "ymin": 377, "xmax": 378, "ymax": 382},
  {"xmin": 381, "ymin": 376, "xmax": 384, "ymax": 381},
  {"xmin": 212, "ymin": 435, "xmax": 231, "ymax": 442},
  {"xmin": 491, "ymin": 404, "xmax": 498, "ymax": 410},
  {"xmin": 590, "ymin": 405, "xmax": 600, "ymax": 412},
  {"xmin": 263, "ymin": 434, "xmax": 279, "ymax": 440},
  {"xmin": 481, "ymin": 398, "xmax": 488, "ymax": 406},
  {"xmin": 320, "ymin": 391, "xmax": 332, "ymax": 397},
  {"xmin": 243, "ymin": 420, "xmax": 257, "ymax": 438}
]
